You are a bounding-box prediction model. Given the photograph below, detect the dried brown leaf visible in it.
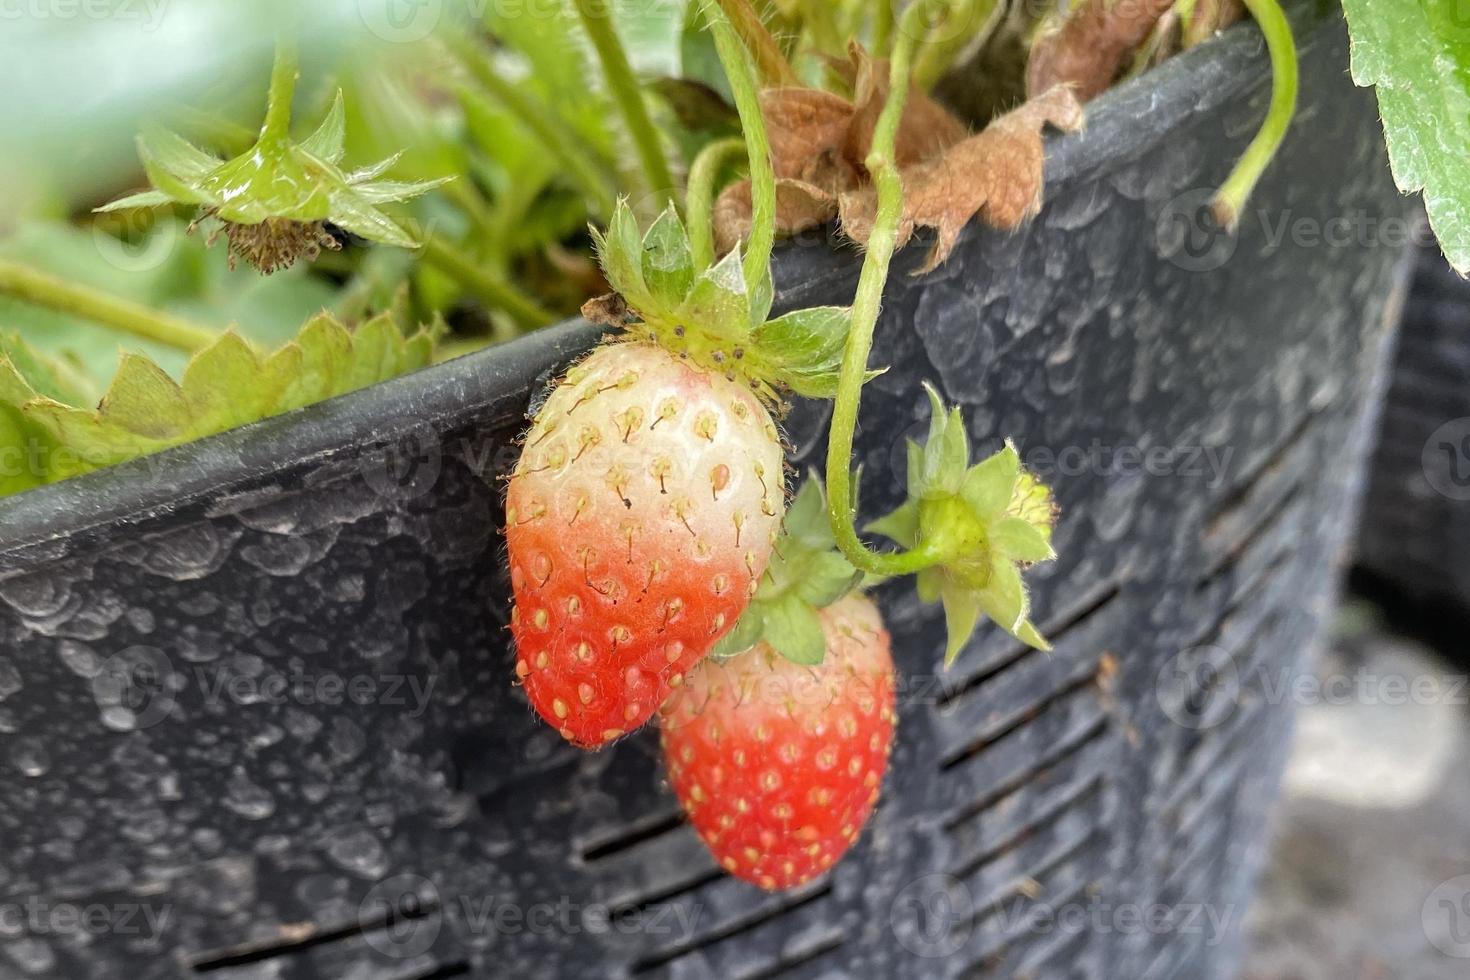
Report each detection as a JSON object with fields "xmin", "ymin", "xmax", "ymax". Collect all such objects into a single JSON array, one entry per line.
[
  {"xmin": 845, "ymin": 43, "xmax": 969, "ymax": 170},
  {"xmin": 581, "ymin": 292, "xmax": 631, "ymax": 328},
  {"xmin": 713, "ymin": 177, "xmax": 838, "ymax": 256},
  {"xmin": 839, "ymin": 86, "xmax": 1085, "ymax": 273},
  {"xmin": 1026, "ymin": 0, "xmax": 1177, "ymax": 102},
  {"xmin": 762, "ymin": 88, "xmax": 856, "ymax": 180},
  {"xmin": 1184, "ymin": 0, "xmax": 1246, "ymax": 47}
]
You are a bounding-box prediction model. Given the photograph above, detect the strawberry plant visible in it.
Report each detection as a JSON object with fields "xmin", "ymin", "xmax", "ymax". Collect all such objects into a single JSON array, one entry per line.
[{"xmin": 0, "ymin": 0, "xmax": 1431, "ymax": 900}]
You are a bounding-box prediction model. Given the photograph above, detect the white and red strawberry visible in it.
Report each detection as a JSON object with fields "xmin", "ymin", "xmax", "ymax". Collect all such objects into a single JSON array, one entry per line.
[
  {"xmin": 507, "ymin": 202, "xmax": 855, "ymax": 748},
  {"xmin": 507, "ymin": 340, "xmax": 784, "ymax": 747},
  {"xmin": 660, "ymin": 592, "xmax": 896, "ymax": 890}
]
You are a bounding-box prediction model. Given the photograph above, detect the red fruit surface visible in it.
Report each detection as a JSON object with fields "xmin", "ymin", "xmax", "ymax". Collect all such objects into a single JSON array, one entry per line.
[
  {"xmin": 660, "ymin": 594, "xmax": 896, "ymax": 890},
  {"xmin": 506, "ymin": 342, "xmax": 785, "ymax": 749}
]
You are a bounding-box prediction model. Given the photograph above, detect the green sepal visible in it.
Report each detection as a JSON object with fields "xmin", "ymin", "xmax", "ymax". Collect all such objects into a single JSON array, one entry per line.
[
  {"xmin": 676, "ymin": 248, "xmax": 751, "ymax": 342},
  {"xmin": 713, "ymin": 476, "xmax": 863, "ymax": 665},
  {"xmin": 99, "ymin": 99, "xmax": 446, "ymax": 252},
  {"xmin": 871, "ymin": 389, "xmax": 1060, "ymax": 660},
  {"xmin": 641, "ymin": 206, "xmax": 695, "ymax": 308}
]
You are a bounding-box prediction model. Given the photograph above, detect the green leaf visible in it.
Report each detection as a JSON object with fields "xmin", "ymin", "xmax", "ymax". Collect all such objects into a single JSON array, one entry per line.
[
  {"xmin": 782, "ymin": 476, "xmax": 832, "ymax": 546},
  {"xmin": 593, "ymin": 199, "xmax": 652, "ymax": 308},
  {"xmin": 1340, "ymin": 0, "xmax": 1470, "ymax": 272},
  {"xmin": 711, "ymin": 605, "xmax": 766, "ymax": 658},
  {"xmin": 641, "ymin": 206, "xmax": 695, "ymax": 307},
  {"xmin": 940, "ymin": 583, "xmax": 983, "ymax": 666},
  {"xmin": 961, "ymin": 442, "xmax": 1021, "ymax": 519},
  {"xmin": 765, "ymin": 594, "xmax": 827, "ymax": 665},
  {"xmin": 301, "ymin": 91, "xmax": 347, "ymax": 164},
  {"xmin": 677, "ymin": 247, "xmax": 750, "ymax": 336},
  {"xmin": 794, "ymin": 550, "xmax": 862, "ymax": 609},
  {"xmin": 990, "ymin": 516, "xmax": 1055, "ymax": 563},
  {"xmin": 867, "ymin": 497, "xmax": 920, "ymax": 549},
  {"xmin": 93, "ymin": 190, "xmax": 176, "ymax": 213},
  {"xmin": 4, "ymin": 311, "xmax": 439, "ymax": 495}
]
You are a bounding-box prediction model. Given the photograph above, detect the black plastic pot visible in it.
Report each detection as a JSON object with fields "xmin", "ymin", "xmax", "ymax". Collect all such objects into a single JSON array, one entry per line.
[
  {"xmin": 1355, "ymin": 235, "xmax": 1470, "ymax": 626},
  {"xmin": 0, "ymin": 12, "xmax": 1408, "ymax": 980}
]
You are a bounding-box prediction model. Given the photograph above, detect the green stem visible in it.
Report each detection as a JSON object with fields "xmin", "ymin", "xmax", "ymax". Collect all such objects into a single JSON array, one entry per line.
[
  {"xmin": 714, "ymin": 0, "xmax": 799, "ymax": 86},
  {"xmin": 571, "ymin": 0, "xmax": 678, "ymax": 212},
  {"xmin": 260, "ymin": 31, "xmax": 299, "ymax": 144},
  {"xmin": 873, "ymin": 0, "xmax": 895, "ymax": 58},
  {"xmin": 1211, "ymin": 0, "xmax": 1296, "ymax": 227},
  {"xmin": 0, "ymin": 259, "xmax": 217, "ymax": 353},
  {"xmin": 825, "ymin": 1, "xmax": 941, "ymax": 578},
  {"xmin": 913, "ymin": 0, "xmax": 1001, "ymax": 90},
  {"xmin": 447, "ymin": 37, "xmax": 616, "ymax": 218},
  {"xmin": 708, "ymin": 3, "xmax": 777, "ymax": 294},
  {"xmin": 686, "ymin": 136, "xmax": 746, "ymax": 274},
  {"xmin": 419, "ymin": 236, "xmax": 557, "ymax": 329}
]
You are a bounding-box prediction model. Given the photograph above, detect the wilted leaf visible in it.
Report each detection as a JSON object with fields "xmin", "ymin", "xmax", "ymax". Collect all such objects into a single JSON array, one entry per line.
[
  {"xmin": 713, "ymin": 177, "xmax": 838, "ymax": 255},
  {"xmin": 1026, "ymin": 0, "xmax": 1177, "ymax": 102},
  {"xmin": 840, "ymin": 86, "xmax": 1085, "ymax": 272}
]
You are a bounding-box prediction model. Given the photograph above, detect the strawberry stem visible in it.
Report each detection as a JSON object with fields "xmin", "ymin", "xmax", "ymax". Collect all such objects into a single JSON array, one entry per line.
[
  {"xmin": 259, "ymin": 30, "xmax": 299, "ymax": 146},
  {"xmin": 446, "ymin": 35, "xmax": 616, "ymax": 219},
  {"xmin": 687, "ymin": 136, "xmax": 747, "ymax": 274},
  {"xmin": 418, "ymin": 235, "xmax": 557, "ymax": 329},
  {"xmin": 0, "ymin": 258, "xmax": 218, "ymax": 353},
  {"xmin": 825, "ymin": 0, "xmax": 952, "ymax": 579},
  {"xmin": 571, "ymin": 0, "xmax": 679, "ymax": 214},
  {"xmin": 708, "ymin": 1, "xmax": 778, "ymax": 293},
  {"xmin": 913, "ymin": 0, "xmax": 1002, "ymax": 90},
  {"xmin": 714, "ymin": 0, "xmax": 800, "ymax": 87},
  {"xmin": 1210, "ymin": 0, "xmax": 1297, "ymax": 227},
  {"xmin": 873, "ymin": 0, "xmax": 896, "ymax": 58}
]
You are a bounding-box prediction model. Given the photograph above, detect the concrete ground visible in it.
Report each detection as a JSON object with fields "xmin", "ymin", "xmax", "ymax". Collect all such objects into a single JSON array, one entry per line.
[{"xmin": 1241, "ymin": 600, "xmax": 1470, "ymax": 979}]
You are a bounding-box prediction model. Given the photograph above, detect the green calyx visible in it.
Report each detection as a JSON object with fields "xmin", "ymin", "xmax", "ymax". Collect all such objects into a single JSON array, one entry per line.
[
  {"xmin": 712, "ymin": 477, "xmax": 866, "ymax": 665},
  {"xmin": 588, "ymin": 198, "xmax": 854, "ymax": 406},
  {"xmin": 868, "ymin": 386, "xmax": 1058, "ymax": 663},
  {"xmin": 97, "ymin": 91, "xmax": 448, "ymax": 272}
]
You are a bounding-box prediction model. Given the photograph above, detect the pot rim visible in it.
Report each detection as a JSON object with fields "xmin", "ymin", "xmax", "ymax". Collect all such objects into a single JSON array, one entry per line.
[{"xmin": 0, "ymin": 10, "xmax": 1335, "ymax": 554}]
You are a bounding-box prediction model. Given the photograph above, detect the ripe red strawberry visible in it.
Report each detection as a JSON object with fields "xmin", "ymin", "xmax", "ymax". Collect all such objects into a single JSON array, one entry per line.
[
  {"xmin": 507, "ymin": 340, "xmax": 785, "ymax": 748},
  {"xmin": 659, "ymin": 593, "xmax": 896, "ymax": 890}
]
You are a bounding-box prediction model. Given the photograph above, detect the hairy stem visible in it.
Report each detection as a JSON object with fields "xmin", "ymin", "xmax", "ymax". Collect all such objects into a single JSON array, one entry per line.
[
  {"xmin": 913, "ymin": 0, "xmax": 1001, "ymax": 90},
  {"xmin": 873, "ymin": 0, "xmax": 896, "ymax": 57},
  {"xmin": 825, "ymin": 1, "xmax": 947, "ymax": 578},
  {"xmin": 447, "ymin": 36, "xmax": 615, "ymax": 218},
  {"xmin": 686, "ymin": 136, "xmax": 746, "ymax": 274},
  {"xmin": 260, "ymin": 31, "xmax": 299, "ymax": 145},
  {"xmin": 571, "ymin": 0, "xmax": 678, "ymax": 211},
  {"xmin": 714, "ymin": 0, "xmax": 799, "ymax": 86},
  {"xmin": 708, "ymin": 2, "xmax": 777, "ymax": 293},
  {"xmin": 1211, "ymin": 0, "xmax": 1297, "ymax": 226},
  {"xmin": 0, "ymin": 260, "xmax": 218, "ymax": 353},
  {"xmin": 419, "ymin": 236, "xmax": 557, "ymax": 329}
]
